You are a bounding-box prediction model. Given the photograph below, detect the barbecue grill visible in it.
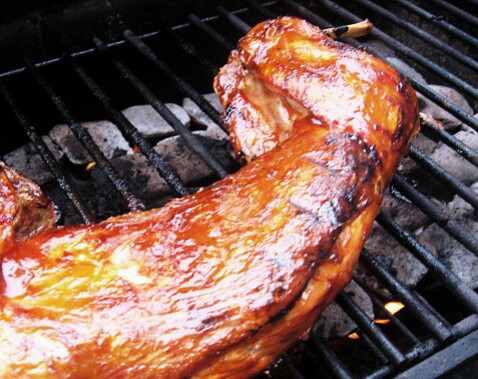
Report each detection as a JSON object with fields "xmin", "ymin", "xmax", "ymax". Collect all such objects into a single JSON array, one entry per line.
[{"xmin": 1, "ymin": 0, "xmax": 477, "ymax": 377}]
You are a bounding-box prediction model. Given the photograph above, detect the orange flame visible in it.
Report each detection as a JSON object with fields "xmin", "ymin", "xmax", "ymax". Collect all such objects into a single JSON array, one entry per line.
[
  {"xmin": 348, "ymin": 301, "xmax": 405, "ymax": 339},
  {"xmin": 384, "ymin": 301, "xmax": 405, "ymax": 315},
  {"xmin": 85, "ymin": 162, "xmax": 96, "ymax": 171},
  {"xmin": 347, "ymin": 332, "xmax": 360, "ymax": 340}
]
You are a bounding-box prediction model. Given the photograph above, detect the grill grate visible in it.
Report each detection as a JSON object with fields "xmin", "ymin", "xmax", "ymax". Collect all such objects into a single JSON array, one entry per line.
[{"xmin": 0, "ymin": 1, "xmax": 477, "ymax": 378}]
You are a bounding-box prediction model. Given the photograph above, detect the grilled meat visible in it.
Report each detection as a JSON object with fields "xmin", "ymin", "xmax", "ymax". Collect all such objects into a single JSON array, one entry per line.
[
  {"xmin": 197, "ymin": 16, "xmax": 419, "ymax": 377},
  {"xmin": 0, "ymin": 16, "xmax": 419, "ymax": 378},
  {"xmin": 0, "ymin": 162, "xmax": 56, "ymax": 256}
]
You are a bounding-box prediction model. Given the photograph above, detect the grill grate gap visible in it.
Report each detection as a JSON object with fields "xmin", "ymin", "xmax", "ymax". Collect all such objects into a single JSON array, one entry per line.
[
  {"xmin": 420, "ymin": 118, "xmax": 478, "ymax": 168},
  {"xmin": 392, "ymin": 174, "xmax": 478, "ymax": 257},
  {"xmin": 408, "ymin": 145, "xmax": 478, "ymax": 209}
]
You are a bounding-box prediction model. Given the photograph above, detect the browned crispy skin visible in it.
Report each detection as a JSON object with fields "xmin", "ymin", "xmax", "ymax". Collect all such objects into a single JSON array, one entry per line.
[
  {"xmin": 0, "ymin": 162, "xmax": 56, "ymax": 255},
  {"xmin": 0, "ymin": 17, "xmax": 419, "ymax": 379},
  {"xmin": 203, "ymin": 16, "xmax": 419, "ymax": 377}
]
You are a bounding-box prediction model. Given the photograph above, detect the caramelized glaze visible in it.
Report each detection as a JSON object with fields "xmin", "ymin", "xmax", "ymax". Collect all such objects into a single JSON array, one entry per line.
[{"xmin": 0, "ymin": 17, "xmax": 419, "ymax": 378}]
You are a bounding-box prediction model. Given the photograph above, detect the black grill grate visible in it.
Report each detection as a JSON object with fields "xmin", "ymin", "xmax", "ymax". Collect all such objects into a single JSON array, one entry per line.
[{"xmin": 0, "ymin": 1, "xmax": 477, "ymax": 378}]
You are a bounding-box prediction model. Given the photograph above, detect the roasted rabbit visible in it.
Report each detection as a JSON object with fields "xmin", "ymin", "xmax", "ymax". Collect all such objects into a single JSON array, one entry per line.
[{"xmin": 0, "ymin": 16, "xmax": 419, "ymax": 378}]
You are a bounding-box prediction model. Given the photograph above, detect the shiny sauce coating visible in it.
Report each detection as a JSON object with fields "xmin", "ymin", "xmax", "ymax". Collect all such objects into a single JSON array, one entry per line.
[{"xmin": 0, "ymin": 16, "xmax": 419, "ymax": 379}]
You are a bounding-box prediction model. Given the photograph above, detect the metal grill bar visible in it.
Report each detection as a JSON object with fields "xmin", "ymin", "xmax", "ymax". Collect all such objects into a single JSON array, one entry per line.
[
  {"xmin": 212, "ymin": 1, "xmax": 478, "ymax": 147},
  {"xmin": 217, "ymin": 6, "xmax": 252, "ymax": 34},
  {"xmin": 413, "ymin": 290, "xmax": 453, "ymax": 329},
  {"xmin": 165, "ymin": 28, "xmax": 219, "ymax": 77},
  {"xmin": 207, "ymin": 4, "xmax": 478, "ymax": 375},
  {"xmin": 0, "ymin": 1, "xmax": 476, "ymax": 378},
  {"xmin": 65, "ymin": 56, "xmax": 190, "ymax": 198},
  {"xmin": 123, "ymin": 29, "xmax": 227, "ymax": 131},
  {"xmin": 355, "ymin": 0, "xmax": 478, "ymax": 72},
  {"xmin": 394, "ymin": 0, "xmax": 478, "ymax": 49},
  {"xmin": 280, "ymin": 0, "xmax": 478, "ymax": 152},
  {"xmin": 314, "ymin": 0, "xmax": 478, "ymax": 102},
  {"xmin": 402, "ymin": 74, "xmax": 478, "ymax": 132},
  {"xmin": 367, "ymin": 339, "xmax": 441, "ymax": 379},
  {"xmin": 280, "ymin": 0, "xmax": 334, "ymax": 27},
  {"xmin": 366, "ymin": 290, "xmax": 420, "ymax": 345},
  {"xmin": 424, "ymin": 0, "xmax": 478, "ymax": 28},
  {"xmin": 395, "ymin": 329, "xmax": 478, "ymax": 379},
  {"xmin": 366, "ymin": 366, "xmax": 393, "ymax": 379},
  {"xmin": 358, "ymin": 330, "xmax": 390, "ymax": 364},
  {"xmin": 188, "ymin": 14, "xmax": 236, "ymax": 51},
  {"xmin": 391, "ymin": 174, "xmax": 478, "ymax": 257},
  {"xmin": 282, "ymin": 354, "xmax": 306, "ymax": 379},
  {"xmin": 360, "ymin": 250, "xmax": 455, "ymax": 343},
  {"xmin": 420, "ymin": 118, "xmax": 478, "ymax": 168},
  {"xmin": 25, "ymin": 59, "xmax": 146, "ymax": 211},
  {"xmin": 408, "ymin": 145, "xmax": 478, "ymax": 210},
  {"xmin": 244, "ymin": 0, "xmax": 278, "ymax": 19},
  {"xmin": 309, "ymin": 335, "xmax": 355, "ymax": 379},
  {"xmin": 336, "ymin": 291, "xmax": 407, "ymax": 366},
  {"xmin": 376, "ymin": 212, "xmax": 478, "ymax": 315},
  {"xmin": 0, "ymin": 78, "xmax": 96, "ymax": 224},
  {"xmin": 92, "ymin": 37, "xmax": 228, "ymax": 180}
]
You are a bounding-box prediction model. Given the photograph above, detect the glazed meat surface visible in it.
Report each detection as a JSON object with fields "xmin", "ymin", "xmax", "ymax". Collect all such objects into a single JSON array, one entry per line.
[
  {"xmin": 0, "ymin": 162, "xmax": 57, "ymax": 255},
  {"xmin": 0, "ymin": 17, "xmax": 419, "ymax": 378}
]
